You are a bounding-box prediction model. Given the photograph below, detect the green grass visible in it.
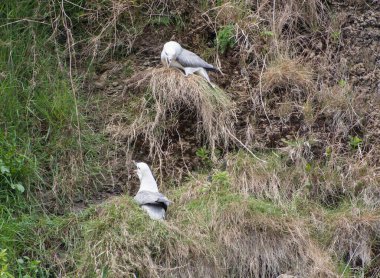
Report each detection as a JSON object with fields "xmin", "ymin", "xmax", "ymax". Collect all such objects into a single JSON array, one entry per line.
[
  {"xmin": 0, "ymin": 1, "xmax": 378, "ymax": 277},
  {"xmin": 1, "ymin": 153, "xmax": 375, "ymax": 276},
  {"xmin": 5, "ymin": 181, "xmax": 299, "ymax": 276},
  {"xmin": 0, "ymin": 1, "xmax": 108, "ymax": 275},
  {"xmin": 0, "ymin": 0, "xmax": 108, "ymax": 201},
  {"xmin": 215, "ymin": 24, "xmax": 236, "ymax": 54}
]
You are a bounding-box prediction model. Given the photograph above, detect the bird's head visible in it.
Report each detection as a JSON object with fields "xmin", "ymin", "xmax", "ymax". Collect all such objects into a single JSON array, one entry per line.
[
  {"xmin": 133, "ymin": 160, "xmax": 159, "ymax": 192},
  {"xmin": 133, "ymin": 161, "xmax": 151, "ymax": 181},
  {"xmin": 162, "ymin": 41, "xmax": 181, "ymax": 67}
]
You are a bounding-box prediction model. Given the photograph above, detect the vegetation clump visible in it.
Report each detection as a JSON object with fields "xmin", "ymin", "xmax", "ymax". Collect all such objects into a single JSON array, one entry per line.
[
  {"xmin": 1, "ymin": 0, "xmax": 379, "ymax": 277},
  {"xmin": 108, "ymin": 68, "xmax": 236, "ymax": 160},
  {"xmin": 216, "ymin": 25, "xmax": 236, "ymax": 54}
]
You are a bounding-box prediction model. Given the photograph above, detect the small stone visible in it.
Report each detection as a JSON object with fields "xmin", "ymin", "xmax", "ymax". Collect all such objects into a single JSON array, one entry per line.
[
  {"xmin": 107, "ymin": 90, "xmax": 116, "ymax": 95},
  {"xmin": 362, "ymin": 74, "xmax": 370, "ymax": 81},
  {"xmin": 351, "ymin": 63, "xmax": 365, "ymax": 75},
  {"xmin": 117, "ymin": 85, "xmax": 123, "ymax": 90},
  {"xmin": 112, "ymin": 81, "xmax": 119, "ymax": 87},
  {"xmin": 94, "ymin": 81, "xmax": 106, "ymax": 89}
]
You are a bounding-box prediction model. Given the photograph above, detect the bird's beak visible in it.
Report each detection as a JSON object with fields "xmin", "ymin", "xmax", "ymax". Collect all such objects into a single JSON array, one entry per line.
[{"xmin": 132, "ymin": 160, "xmax": 137, "ymax": 166}]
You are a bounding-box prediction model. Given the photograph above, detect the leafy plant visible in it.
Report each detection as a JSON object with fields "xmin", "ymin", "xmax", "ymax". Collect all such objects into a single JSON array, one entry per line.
[
  {"xmin": 0, "ymin": 249, "xmax": 14, "ymax": 278},
  {"xmin": 212, "ymin": 171, "xmax": 230, "ymax": 188},
  {"xmin": 16, "ymin": 256, "xmax": 42, "ymax": 277},
  {"xmin": 172, "ymin": 15, "xmax": 185, "ymax": 30},
  {"xmin": 338, "ymin": 79, "xmax": 347, "ymax": 88},
  {"xmin": 200, "ymin": 171, "xmax": 230, "ymax": 194},
  {"xmin": 260, "ymin": 30, "xmax": 274, "ymax": 38},
  {"xmin": 196, "ymin": 147, "xmax": 212, "ymax": 168},
  {"xmin": 324, "ymin": 146, "xmax": 332, "ymax": 158},
  {"xmin": 349, "ymin": 136, "xmax": 362, "ymax": 150},
  {"xmin": 215, "ymin": 25, "xmax": 236, "ymax": 54},
  {"xmin": 305, "ymin": 163, "xmax": 312, "ymax": 173},
  {"xmin": 149, "ymin": 16, "xmax": 171, "ymax": 26},
  {"xmin": 331, "ymin": 30, "xmax": 341, "ymax": 42},
  {"xmin": 0, "ymin": 158, "xmax": 25, "ymax": 193},
  {"xmin": 149, "ymin": 15, "xmax": 184, "ymax": 29}
]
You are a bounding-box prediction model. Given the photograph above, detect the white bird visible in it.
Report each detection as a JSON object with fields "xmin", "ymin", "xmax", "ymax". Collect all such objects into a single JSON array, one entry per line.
[
  {"xmin": 161, "ymin": 41, "xmax": 216, "ymax": 86},
  {"xmin": 133, "ymin": 161, "xmax": 171, "ymax": 220}
]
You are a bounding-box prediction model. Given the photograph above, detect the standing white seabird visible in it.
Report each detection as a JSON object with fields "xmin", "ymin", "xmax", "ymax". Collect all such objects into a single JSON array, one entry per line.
[
  {"xmin": 161, "ymin": 41, "xmax": 216, "ymax": 85},
  {"xmin": 133, "ymin": 161, "xmax": 171, "ymax": 220}
]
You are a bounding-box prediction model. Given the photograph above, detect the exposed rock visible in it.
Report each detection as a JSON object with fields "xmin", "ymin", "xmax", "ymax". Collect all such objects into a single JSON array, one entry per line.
[{"xmin": 94, "ymin": 80, "xmax": 106, "ymax": 89}]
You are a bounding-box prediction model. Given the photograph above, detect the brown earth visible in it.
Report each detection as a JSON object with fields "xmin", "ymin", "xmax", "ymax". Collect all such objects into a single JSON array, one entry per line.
[{"xmin": 79, "ymin": 0, "xmax": 380, "ymax": 203}]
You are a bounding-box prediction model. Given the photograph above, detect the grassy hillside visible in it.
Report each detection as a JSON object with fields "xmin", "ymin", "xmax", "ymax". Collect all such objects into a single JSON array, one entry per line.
[{"xmin": 1, "ymin": 0, "xmax": 379, "ymax": 277}]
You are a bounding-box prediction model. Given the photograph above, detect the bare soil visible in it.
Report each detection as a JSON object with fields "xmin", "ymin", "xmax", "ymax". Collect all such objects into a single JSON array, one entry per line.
[{"xmin": 80, "ymin": 0, "xmax": 380, "ymax": 206}]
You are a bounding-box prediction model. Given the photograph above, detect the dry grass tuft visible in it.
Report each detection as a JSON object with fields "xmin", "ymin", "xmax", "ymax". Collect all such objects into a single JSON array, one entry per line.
[
  {"xmin": 76, "ymin": 0, "xmax": 140, "ymax": 62},
  {"xmin": 328, "ymin": 210, "xmax": 380, "ymax": 273},
  {"xmin": 71, "ymin": 196, "xmax": 219, "ymax": 278},
  {"xmin": 108, "ymin": 68, "xmax": 236, "ymax": 160},
  {"xmin": 225, "ymin": 150, "xmax": 380, "ymax": 210},
  {"xmin": 226, "ymin": 151, "xmax": 307, "ymax": 204},
  {"xmin": 268, "ymin": 0, "xmax": 326, "ymax": 36},
  {"xmin": 262, "ymin": 56, "xmax": 314, "ymax": 92},
  {"xmin": 35, "ymin": 172, "xmax": 345, "ymax": 277},
  {"xmin": 214, "ymin": 202, "xmax": 337, "ymax": 277},
  {"xmin": 202, "ymin": 0, "xmax": 327, "ymax": 73},
  {"xmin": 169, "ymin": 174, "xmax": 338, "ymax": 277}
]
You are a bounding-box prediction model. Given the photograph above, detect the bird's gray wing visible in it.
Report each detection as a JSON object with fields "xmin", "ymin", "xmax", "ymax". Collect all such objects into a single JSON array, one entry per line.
[
  {"xmin": 177, "ymin": 49, "xmax": 215, "ymax": 70},
  {"xmin": 134, "ymin": 191, "xmax": 171, "ymax": 210}
]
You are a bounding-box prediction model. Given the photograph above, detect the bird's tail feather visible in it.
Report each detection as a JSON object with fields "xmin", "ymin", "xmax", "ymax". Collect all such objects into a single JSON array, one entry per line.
[{"xmin": 205, "ymin": 67, "xmax": 218, "ymax": 72}]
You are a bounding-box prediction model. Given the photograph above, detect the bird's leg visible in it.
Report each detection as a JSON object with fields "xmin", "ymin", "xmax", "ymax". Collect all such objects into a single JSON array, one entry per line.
[
  {"xmin": 183, "ymin": 68, "xmax": 192, "ymax": 77},
  {"xmin": 184, "ymin": 67, "xmax": 216, "ymax": 88},
  {"xmin": 193, "ymin": 68, "xmax": 214, "ymax": 86},
  {"xmin": 184, "ymin": 67, "xmax": 199, "ymax": 77}
]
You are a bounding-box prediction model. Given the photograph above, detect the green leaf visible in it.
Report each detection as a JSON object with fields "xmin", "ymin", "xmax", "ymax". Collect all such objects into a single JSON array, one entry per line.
[
  {"xmin": 338, "ymin": 79, "xmax": 346, "ymax": 88},
  {"xmin": 11, "ymin": 183, "xmax": 25, "ymax": 193},
  {"xmin": 349, "ymin": 135, "xmax": 363, "ymax": 149},
  {"xmin": 216, "ymin": 24, "xmax": 236, "ymax": 54},
  {"xmin": 260, "ymin": 30, "xmax": 274, "ymax": 37},
  {"xmin": 0, "ymin": 165, "xmax": 10, "ymax": 175},
  {"xmin": 0, "ymin": 249, "xmax": 8, "ymax": 261},
  {"xmin": 305, "ymin": 163, "xmax": 312, "ymax": 172}
]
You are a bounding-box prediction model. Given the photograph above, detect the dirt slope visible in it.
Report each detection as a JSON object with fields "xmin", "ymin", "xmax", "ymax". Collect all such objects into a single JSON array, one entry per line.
[{"xmin": 83, "ymin": 0, "xmax": 379, "ymax": 196}]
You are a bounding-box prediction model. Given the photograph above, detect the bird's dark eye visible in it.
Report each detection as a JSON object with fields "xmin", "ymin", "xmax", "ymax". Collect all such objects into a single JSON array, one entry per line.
[{"xmin": 165, "ymin": 52, "xmax": 168, "ymax": 55}]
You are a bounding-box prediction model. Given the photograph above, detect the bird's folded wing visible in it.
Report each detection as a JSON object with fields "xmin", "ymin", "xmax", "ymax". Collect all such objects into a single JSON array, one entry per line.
[
  {"xmin": 134, "ymin": 191, "xmax": 171, "ymax": 207},
  {"xmin": 177, "ymin": 49, "xmax": 214, "ymax": 69},
  {"xmin": 185, "ymin": 67, "xmax": 211, "ymax": 82},
  {"xmin": 161, "ymin": 50, "xmax": 168, "ymax": 67}
]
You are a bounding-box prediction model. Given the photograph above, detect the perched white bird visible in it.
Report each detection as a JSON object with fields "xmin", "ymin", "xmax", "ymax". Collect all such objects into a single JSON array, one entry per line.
[
  {"xmin": 161, "ymin": 41, "xmax": 216, "ymax": 85},
  {"xmin": 133, "ymin": 161, "xmax": 171, "ymax": 220}
]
